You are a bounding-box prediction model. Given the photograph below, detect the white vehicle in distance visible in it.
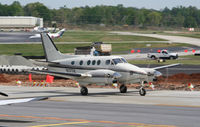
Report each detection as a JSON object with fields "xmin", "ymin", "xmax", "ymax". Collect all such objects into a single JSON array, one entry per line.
[
  {"xmin": 194, "ymin": 50, "xmax": 200, "ymax": 56},
  {"xmin": 147, "ymin": 50, "xmax": 178, "ymax": 60}
]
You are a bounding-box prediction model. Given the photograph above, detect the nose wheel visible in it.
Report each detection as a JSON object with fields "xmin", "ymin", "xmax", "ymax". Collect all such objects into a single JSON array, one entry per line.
[
  {"xmin": 80, "ymin": 86, "xmax": 88, "ymax": 96},
  {"xmin": 139, "ymin": 87, "xmax": 146, "ymax": 96}
]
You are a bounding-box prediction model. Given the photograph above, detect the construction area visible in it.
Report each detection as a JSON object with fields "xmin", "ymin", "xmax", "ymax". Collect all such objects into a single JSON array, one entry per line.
[{"xmin": 0, "ymin": 72, "xmax": 200, "ymax": 91}]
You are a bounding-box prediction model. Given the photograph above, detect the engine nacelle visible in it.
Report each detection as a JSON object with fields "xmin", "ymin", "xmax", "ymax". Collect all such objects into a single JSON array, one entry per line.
[
  {"xmin": 78, "ymin": 69, "xmax": 121, "ymax": 85},
  {"xmin": 86, "ymin": 69, "xmax": 121, "ymax": 79}
]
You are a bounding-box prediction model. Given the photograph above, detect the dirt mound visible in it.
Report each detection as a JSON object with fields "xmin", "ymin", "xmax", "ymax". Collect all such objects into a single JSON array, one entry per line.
[
  {"xmin": 0, "ymin": 74, "xmax": 10, "ymax": 83},
  {"xmin": 0, "ymin": 73, "xmax": 200, "ymax": 90},
  {"xmin": 157, "ymin": 73, "xmax": 200, "ymax": 84}
]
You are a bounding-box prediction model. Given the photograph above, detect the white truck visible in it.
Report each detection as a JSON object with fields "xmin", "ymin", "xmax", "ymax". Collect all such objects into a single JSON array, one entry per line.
[{"xmin": 147, "ymin": 50, "xmax": 178, "ymax": 60}]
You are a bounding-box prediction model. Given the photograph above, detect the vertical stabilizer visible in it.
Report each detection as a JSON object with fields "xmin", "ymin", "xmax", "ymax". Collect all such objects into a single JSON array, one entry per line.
[{"xmin": 41, "ymin": 33, "xmax": 74, "ymax": 62}]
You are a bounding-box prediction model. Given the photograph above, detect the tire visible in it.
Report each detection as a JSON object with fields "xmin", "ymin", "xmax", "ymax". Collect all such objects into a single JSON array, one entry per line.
[
  {"xmin": 120, "ymin": 85, "xmax": 127, "ymax": 93},
  {"xmin": 80, "ymin": 86, "xmax": 88, "ymax": 96},
  {"xmin": 151, "ymin": 56, "xmax": 156, "ymax": 60},
  {"xmin": 139, "ymin": 88, "xmax": 146, "ymax": 96}
]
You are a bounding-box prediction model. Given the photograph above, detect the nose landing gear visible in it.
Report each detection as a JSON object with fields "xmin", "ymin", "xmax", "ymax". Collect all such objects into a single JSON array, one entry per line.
[
  {"xmin": 139, "ymin": 87, "xmax": 146, "ymax": 96},
  {"xmin": 139, "ymin": 81, "xmax": 146, "ymax": 96}
]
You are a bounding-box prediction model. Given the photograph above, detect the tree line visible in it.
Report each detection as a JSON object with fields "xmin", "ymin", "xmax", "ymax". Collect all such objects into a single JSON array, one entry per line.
[{"xmin": 0, "ymin": 1, "xmax": 200, "ymax": 28}]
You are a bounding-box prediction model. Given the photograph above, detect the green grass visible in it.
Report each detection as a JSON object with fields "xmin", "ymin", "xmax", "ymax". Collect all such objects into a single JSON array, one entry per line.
[
  {"xmin": 111, "ymin": 43, "xmax": 191, "ymax": 53},
  {"xmin": 54, "ymin": 30, "xmax": 166, "ymax": 42},
  {"xmin": 0, "ymin": 43, "xmax": 193, "ymax": 56},
  {"xmin": 128, "ymin": 55, "xmax": 200, "ymax": 65},
  {"xmin": 0, "ymin": 44, "xmax": 89, "ymax": 56}
]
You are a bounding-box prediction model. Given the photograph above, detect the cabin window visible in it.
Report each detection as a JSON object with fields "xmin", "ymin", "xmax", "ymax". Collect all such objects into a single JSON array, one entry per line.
[
  {"xmin": 71, "ymin": 61, "xmax": 75, "ymax": 65},
  {"xmin": 87, "ymin": 60, "xmax": 91, "ymax": 65},
  {"xmin": 112, "ymin": 58, "xmax": 123, "ymax": 64},
  {"xmin": 97, "ymin": 60, "xmax": 101, "ymax": 65},
  {"xmin": 79, "ymin": 60, "xmax": 83, "ymax": 65},
  {"xmin": 92, "ymin": 60, "xmax": 96, "ymax": 65},
  {"xmin": 105, "ymin": 60, "xmax": 110, "ymax": 65},
  {"xmin": 162, "ymin": 51, "xmax": 168, "ymax": 54}
]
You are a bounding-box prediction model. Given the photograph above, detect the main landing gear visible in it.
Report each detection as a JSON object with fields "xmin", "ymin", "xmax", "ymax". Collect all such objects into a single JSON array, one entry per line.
[
  {"xmin": 80, "ymin": 86, "xmax": 88, "ymax": 96},
  {"xmin": 120, "ymin": 84, "xmax": 127, "ymax": 93}
]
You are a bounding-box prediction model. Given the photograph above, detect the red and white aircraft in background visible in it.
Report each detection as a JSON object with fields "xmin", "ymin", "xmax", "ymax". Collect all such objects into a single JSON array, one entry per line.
[{"xmin": 29, "ymin": 28, "xmax": 66, "ymax": 39}]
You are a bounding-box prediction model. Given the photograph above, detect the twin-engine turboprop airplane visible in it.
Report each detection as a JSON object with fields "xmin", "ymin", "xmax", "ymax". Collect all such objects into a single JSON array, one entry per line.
[{"xmin": 30, "ymin": 33, "xmax": 180, "ymax": 96}]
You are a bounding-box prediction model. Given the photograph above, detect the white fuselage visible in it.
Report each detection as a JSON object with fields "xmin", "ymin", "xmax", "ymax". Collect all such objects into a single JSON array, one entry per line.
[{"xmin": 48, "ymin": 55, "xmax": 150, "ymax": 85}]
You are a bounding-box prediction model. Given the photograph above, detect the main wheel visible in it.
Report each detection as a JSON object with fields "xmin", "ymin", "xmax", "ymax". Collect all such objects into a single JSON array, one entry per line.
[
  {"xmin": 80, "ymin": 86, "xmax": 88, "ymax": 96},
  {"xmin": 139, "ymin": 88, "xmax": 146, "ymax": 96},
  {"xmin": 120, "ymin": 85, "xmax": 127, "ymax": 93}
]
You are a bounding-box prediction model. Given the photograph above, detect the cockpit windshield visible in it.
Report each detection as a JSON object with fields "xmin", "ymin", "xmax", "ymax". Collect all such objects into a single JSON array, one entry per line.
[
  {"xmin": 121, "ymin": 58, "xmax": 127, "ymax": 63},
  {"xmin": 112, "ymin": 58, "xmax": 123, "ymax": 64}
]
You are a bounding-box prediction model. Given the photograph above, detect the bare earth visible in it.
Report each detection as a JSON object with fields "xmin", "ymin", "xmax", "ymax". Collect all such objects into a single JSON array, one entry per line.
[{"xmin": 1, "ymin": 73, "xmax": 200, "ymax": 91}]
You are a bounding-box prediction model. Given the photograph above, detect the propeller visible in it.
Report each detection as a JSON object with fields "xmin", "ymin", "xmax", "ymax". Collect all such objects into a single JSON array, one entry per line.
[
  {"xmin": 154, "ymin": 70, "xmax": 162, "ymax": 77},
  {"xmin": 112, "ymin": 72, "xmax": 121, "ymax": 79}
]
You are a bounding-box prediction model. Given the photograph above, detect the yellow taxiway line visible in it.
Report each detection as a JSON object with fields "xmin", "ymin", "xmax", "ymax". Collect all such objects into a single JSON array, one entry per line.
[
  {"xmin": 0, "ymin": 114, "xmax": 176, "ymax": 127},
  {"xmin": 30, "ymin": 121, "xmax": 89, "ymax": 127}
]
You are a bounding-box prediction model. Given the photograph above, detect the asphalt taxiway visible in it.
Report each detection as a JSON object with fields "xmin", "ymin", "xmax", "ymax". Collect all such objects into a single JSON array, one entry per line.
[
  {"xmin": 0, "ymin": 86, "xmax": 200, "ymax": 127},
  {"xmin": 0, "ymin": 32, "xmax": 41, "ymax": 43}
]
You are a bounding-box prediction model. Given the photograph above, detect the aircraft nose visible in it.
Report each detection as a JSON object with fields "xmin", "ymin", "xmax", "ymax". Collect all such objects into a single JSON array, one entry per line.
[
  {"xmin": 117, "ymin": 63, "xmax": 147, "ymax": 75},
  {"xmin": 135, "ymin": 68, "xmax": 147, "ymax": 75},
  {"xmin": 130, "ymin": 65, "xmax": 147, "ymax": 75}
]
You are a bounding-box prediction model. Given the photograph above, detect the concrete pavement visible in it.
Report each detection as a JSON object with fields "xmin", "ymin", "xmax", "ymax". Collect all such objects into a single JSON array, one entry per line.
[
  {"xmin": 0, "ymin": 86, "xmax": 200, "ymax": 127},
  {"xmin": 112, "ymin": 31, "xmax": 200, "ymax": 47}
]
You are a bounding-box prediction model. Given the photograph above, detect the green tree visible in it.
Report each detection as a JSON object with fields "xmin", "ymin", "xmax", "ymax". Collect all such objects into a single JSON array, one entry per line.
[
  {"xmin": 184, "ymin": 16, "xmax": 197, "ymax": 27},
  {"xmin": 24, "ymin": 2, "xmax": 51, "ymax": 21},
  {"xmin": 147, "ymin": 11, "xmax": 162, "ymax": 26},
  {"xmin": 10, "ymin": 1, "xmax": 24, "ymax": 16}
]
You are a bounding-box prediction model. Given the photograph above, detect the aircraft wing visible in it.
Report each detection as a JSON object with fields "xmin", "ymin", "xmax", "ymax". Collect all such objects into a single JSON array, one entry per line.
[
  {"xmin": 0, "ymin": 97, "xmax": 48, "ymax": 106},
  {"xmin": 29, "ymin": 70, "xmax": 92, "ymax": 79},
  {"xmin": 29, "ymin": 69, "xmax": 119, "ymax": 79},
  {"xmin": 152, "ymin": 63, "xmax": 181, "ymax": 70}
]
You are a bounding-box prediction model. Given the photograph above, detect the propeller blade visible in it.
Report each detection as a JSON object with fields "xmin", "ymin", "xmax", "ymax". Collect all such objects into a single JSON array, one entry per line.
[{"xmin": 113, "ymin": 72, "xmax": 121, "ymax": 79}]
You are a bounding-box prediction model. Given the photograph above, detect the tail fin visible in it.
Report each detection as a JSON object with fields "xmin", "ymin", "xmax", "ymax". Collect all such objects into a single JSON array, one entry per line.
[
  {"xmin": 41, "ymin": 33, "xmax": 74, "ymax": 62},
  {"xmin": 57, "ymin": 28, "xmax": 66, "ymax": 37}
]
